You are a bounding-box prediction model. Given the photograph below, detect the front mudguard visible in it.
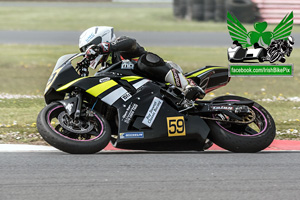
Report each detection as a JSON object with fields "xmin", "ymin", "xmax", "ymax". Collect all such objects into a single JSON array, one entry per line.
[{"xmin": 58, "ymin": 97, "xmax": 78, "ymax": 116}]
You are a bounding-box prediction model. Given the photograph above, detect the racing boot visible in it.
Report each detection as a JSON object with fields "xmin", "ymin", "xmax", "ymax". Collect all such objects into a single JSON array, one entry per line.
[{"xmin": 165, "ymin": 68, "xmax": 205, "ymax": 100}]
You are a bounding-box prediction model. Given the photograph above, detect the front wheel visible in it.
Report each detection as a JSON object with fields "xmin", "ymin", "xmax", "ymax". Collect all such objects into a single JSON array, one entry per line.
[
  {"xmin": 207, "ymin": 95, "xmax": 276, "ymax": 153},
  {"xmin": 37, "ymin": 102, "xmax": 111, "ymax": 154}
]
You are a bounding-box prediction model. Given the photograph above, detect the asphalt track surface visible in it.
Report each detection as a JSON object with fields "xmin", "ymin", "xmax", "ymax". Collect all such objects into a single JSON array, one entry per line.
[
  {"xmin": 1, "ymin": 141, "xmax": 300, "ymax": 200},
  {"xmin": 1, "ymin": 30, "xmax": 300, "ymax": 47},
  {"xmin": 0, "ymin": 30, "xmax": 234, "ymax": 47},
  {"xmin": 1, "ymin": 149, "xmax": 300, "ymax": 200}
]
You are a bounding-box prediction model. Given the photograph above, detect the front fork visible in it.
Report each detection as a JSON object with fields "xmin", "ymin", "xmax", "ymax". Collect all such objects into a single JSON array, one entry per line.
[{"xmin": 74, "ymin": 93, "xmax": 82, "ymax": 120}]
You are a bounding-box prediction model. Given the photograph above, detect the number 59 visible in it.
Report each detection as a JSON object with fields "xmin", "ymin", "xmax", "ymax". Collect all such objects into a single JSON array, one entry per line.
[{"xmin": 167, "ymin": 116, "xmax": 186, "ymax": 137}]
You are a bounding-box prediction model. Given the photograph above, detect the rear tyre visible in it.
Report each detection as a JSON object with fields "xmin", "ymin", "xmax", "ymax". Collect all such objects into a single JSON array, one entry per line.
[
  {"xmin": 37, "ymin": 102, "xmax": 111, "ymax": 154},
  {"xmin": 207, "ymin": 95, "xmax": 276, "ymax": 153}
]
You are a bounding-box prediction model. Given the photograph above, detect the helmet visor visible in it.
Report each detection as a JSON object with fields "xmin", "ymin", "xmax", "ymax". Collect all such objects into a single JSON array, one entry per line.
[{"xmin": 80, "ymin": 36, "xmax": 102, "ymax": 52}]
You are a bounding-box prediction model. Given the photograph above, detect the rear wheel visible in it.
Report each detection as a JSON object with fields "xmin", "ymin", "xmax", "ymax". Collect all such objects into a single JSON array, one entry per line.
[
  {"xmin": 37, "ymin": 102, "xmax": 111, "ymax": 154},
  {"xmin": 207, "ymin": 95, "xmax": 276, "ymax": 153}
]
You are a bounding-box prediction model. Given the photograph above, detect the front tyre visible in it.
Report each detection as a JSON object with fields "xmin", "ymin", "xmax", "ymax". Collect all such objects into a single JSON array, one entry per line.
[
  {"xmin": 207, "ymin": 95, "xmax": 276, "ymax": 153},
  {"xmin": 37, "ymin": 102, "xmax": 111, "ymax": 154}
]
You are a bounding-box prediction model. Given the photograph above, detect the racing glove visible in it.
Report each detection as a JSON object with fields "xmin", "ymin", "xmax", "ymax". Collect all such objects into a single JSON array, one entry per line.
[
  {"xmin": 77, "ymin": 57, "xmax": 89, "ymax": 68},
  {"xmin": 85, "ymin": 43, "xmax": 111, "ymax": 60}
]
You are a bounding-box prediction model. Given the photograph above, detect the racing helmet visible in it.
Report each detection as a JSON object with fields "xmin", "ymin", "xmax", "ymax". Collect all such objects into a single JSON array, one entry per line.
[
  {"xmin": 287, "ymin": 36, "xmax": 294, "ymax": 46},
  {"xmin": 79, "ymin": 26, "xmax": 116, "ymax": 53}
]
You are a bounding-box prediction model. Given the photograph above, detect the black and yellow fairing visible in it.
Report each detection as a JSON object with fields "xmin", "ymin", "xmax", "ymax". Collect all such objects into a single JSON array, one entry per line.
[
  {"xmin": 45, "ymin": 53, "xmax": 230, "ymax": 105},
  {"xmin": 44, "ymin": 53, "xmax": 149, "ymax": 105},
  {"xmin": 44, "ymin": 53, "xmax": 232, "ymax": 151}
]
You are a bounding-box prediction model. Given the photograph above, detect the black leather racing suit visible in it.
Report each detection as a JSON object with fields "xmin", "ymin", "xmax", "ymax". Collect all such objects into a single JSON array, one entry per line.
[
  {"xmin": 90, "ymin": 36, "xmax": 205, "ymax": 100},
  {"xmin": 106, "ymin": 36, "xmax": 171, "ymax": 82}
]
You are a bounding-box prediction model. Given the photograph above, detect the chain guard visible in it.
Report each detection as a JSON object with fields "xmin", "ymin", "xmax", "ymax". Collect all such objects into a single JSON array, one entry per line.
[{"xmin": 58, "ymin": 111, "xmax": 94, "ymax": 134}]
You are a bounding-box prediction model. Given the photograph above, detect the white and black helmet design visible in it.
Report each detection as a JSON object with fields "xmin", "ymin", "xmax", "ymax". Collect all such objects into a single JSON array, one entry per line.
[
  {"xmin": 79, "ymin": 26, "xmax": 116, "ymax": 52},
  {"xmin": 287, "ymin": 36, "xmax": 294, "ymax": 46}
]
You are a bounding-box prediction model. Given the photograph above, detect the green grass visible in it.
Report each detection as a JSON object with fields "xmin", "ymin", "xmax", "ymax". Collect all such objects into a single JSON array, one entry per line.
[
  {"xmin": 0, "ymin": 44, "xmax": 299, "ymax": 144},
  {"xmin": 0, "ymin": 45, "xmax": 78, "ymax": 95},
  {"xmin": 0, "ymin": 98, "xmax": 46, "ymax": 144},
  {"xmin": 0, "ymin": 5, "xmax": 300, "ymax": 32}
]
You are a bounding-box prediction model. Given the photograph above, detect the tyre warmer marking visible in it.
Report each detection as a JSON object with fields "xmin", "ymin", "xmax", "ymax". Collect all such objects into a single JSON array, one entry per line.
[
  {"xmin": 216, "ymin": 101, "xmax": 267, "ymax": 137},
  {"xmin": 86, "ymin": 80, "xmax": 118, "ymax": 97},
  {"xmin": 57, "ymin": 77, "xmax": 88, "ymax": 92},
  {"xmin": 187, "ymin": 67, "xmax": 227, "ymax": 78},
  {"xmin": 101, "ymin": 79, "xmax": 150, "ymax": 105},
  {"xmin": 47, "ymin": 105, "xmax": 104, "ymax": 141}
]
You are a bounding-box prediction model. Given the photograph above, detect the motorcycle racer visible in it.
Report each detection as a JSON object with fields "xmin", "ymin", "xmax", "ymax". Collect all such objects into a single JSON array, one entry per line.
[
  {"xmin": 265, "ymin": 36, "xmax": 295, "ymax": 63},
  {"xmin": 78, "ymin": 26, "xmax": 205, "ymax": 101}
]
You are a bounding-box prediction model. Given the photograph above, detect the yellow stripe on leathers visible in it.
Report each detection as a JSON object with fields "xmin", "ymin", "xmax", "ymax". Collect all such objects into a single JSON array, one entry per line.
[
  {"xmin": 86, "ymin": 80, "xmax": 118, "ymax": 97},
  {"xmin": 187, "ymin": 67, "xmax": 227, "ymax": 78}
]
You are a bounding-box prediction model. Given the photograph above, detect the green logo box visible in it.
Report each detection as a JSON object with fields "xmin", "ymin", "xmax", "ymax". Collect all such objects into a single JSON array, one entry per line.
[{"xmin": 229, "ymin": 64, "xmax": 293, "ymax": 77}]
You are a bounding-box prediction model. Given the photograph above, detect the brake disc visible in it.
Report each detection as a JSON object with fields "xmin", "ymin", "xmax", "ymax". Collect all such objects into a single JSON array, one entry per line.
[{"xmin": 58, "ymin": 111, "xmax": 94, "ymax": 134}]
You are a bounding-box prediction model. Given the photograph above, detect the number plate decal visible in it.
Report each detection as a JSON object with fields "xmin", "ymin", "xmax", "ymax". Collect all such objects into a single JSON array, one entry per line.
[{"xmin": 167, "ymin": 116, "xmax": 186, "ymax": 137}]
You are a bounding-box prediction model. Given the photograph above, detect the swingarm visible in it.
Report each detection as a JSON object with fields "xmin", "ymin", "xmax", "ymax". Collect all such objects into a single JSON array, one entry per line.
[{"xmin": 189, "ymin": 100, "xmax": 256, "ymax": 124}]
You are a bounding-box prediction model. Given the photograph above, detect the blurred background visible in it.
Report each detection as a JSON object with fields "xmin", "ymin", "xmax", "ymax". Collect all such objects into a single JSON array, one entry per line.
[
  {"xmin": 0, "ymin": 0, "xmax": 299, "ymax": 144},
  {"xmin": 174, "ymin": 0, "xmax": 300, "ymax": 24}
]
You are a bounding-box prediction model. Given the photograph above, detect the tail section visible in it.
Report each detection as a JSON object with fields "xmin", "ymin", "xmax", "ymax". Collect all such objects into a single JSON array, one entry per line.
[{"xmin": 185, "ymin": 66, "xmax": 230, "ymax": 93}]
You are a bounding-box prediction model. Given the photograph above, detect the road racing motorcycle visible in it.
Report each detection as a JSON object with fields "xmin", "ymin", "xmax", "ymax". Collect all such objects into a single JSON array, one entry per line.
[{"xmin": 37, "ymin": 53, "xmax": 276, "ymax": 154}]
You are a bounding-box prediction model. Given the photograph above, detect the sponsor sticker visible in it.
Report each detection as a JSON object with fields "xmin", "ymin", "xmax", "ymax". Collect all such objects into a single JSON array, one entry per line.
[
  {"xmin": 121, "ymin": 60, "xmax": 135, "ymax": 70},
  {"xmin": 211, "ymin": 105, "xmax": 234, "ymax": 111},
  {"xmin": 99, "ymin": 77, "xmax": 111, "ymax": 83},
  {"xmin": 122, "ymin": 102, "xmax": 138, "ymax": 124},
  {"xmin": 142, "ymin": 97, "xmax": 163, "ymax": 127},
  {"xmin": 120, "ymin": 132, "xmax": 144, "ymax": 139},
  {"xmin": 121, "ymin": 92, "xmax": 132, "ymax": 102},
  {"xmin": 172, "ymin": 68, "xmax": 182, "ymax": 87},
  {"xmin": 167, "ymin": 116, "xmax": 186, "ymax": 137},
  {"xmin": 85, "ymin": 33, "xmax": 95, "ymax": 43}
]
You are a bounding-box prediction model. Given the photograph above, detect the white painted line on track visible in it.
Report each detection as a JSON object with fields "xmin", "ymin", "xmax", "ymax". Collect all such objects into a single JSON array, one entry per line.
[{"xmin": 0, "ymin": 144, "xmax": 58, "ymax": 152}]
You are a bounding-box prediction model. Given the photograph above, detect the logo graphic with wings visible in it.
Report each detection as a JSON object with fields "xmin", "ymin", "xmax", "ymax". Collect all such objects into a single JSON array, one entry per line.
[{"xmin": 227, "ymin": 11, "xmax": 293, "ymax": 48}]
